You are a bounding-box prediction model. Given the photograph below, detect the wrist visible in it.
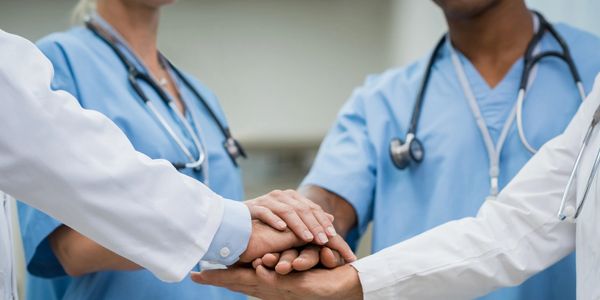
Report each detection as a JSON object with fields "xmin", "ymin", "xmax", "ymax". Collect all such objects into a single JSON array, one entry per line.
[{"xmin": 335, "ymin": 264, "xmax": 363, "ymax": 300}]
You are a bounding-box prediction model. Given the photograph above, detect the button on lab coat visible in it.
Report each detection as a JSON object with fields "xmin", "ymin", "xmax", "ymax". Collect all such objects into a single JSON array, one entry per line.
[
  {"xmin": 351, "ymin": 73, "xmax": 600, "ymax": 299},
  {"xmin": 0, "ymin": 29, "xmax": 241, "ymax": 297}
]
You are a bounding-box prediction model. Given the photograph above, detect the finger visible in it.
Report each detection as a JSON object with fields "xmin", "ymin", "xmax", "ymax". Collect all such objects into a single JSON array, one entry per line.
[
  {"xmin": 256, "ymin": 265, "xmax": 279, "ymax": 284},
  {"xmin": 325, "ymin": 235, "xmax": 357, "ymax": 262},
  {"xmin": 320, "ymin": 247, "xmax": 343, "ymax": 268},
  {"xmin": 261, "ymin": 253, "xmax": 280, "ymax": 268},
  {"xmin": 278, "ymin": 193, "xmax": 327, "ymax": 244},
  {"xmin": 326, "ymin": 213, "xmax": 335, "ymax": 222},
  {"xmin": 250, "ymin": 206, "xmax": 287, "ymax": 231},
  {"xmin": 192, "ymin": 268, "xmax": 257, "ymax": 287},
  {"xmin": 293, "ymin": 192, "xmax": 337, "ymax": 238},
  {"xmin": 292, "ymin": 246, "xmax": 320, "ymax": 271},
  {"xmin": 264, "ymin": 200, "xmax": 314, "ymax": 242},
  {"xmin": 275, "ymin": 249, "xmax": 298, "ymax": 275},
  {"xmin": 252, "ymin": 258, "xmax": 263, "ymax": 269},
  {"xmin": 192, "ymin": 271, "xmax": 261, "ymax": 297}
]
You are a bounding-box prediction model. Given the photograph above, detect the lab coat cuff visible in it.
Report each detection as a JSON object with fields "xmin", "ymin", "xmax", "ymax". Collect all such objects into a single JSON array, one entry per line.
[
  {"xmin": 201, "ymin": 200, "xmax": 251, "ymax": 266},
  {"xmin": 351, "ymin": 255, "xmax": 394, "ymax": 298}
]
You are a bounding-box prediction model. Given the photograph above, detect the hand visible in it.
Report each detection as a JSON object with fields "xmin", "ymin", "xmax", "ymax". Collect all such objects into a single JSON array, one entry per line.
[
  {"xmin": 253, "ymin": 246, "xmax": 344, "ymax": 275},
  {"xmin": 239, "ymin": 220, "xmax": 304, "ymax": 263},
  {"xmin": 241, "ymin": 221, "xmax": 356, "ymax": 265},
  {"xmin": 245, "ymin": 189, "xmax": 336, "ymax": 245},
  {"xmin": 191, "ymin": 264, "xmax": 363, "ymax": 300}
]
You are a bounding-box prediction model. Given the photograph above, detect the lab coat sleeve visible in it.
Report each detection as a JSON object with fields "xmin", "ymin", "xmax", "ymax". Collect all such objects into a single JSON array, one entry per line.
[
  {"xmin": 15, "ymin": 36, "xmax": 83, "ymax": 279},
  {"xmin": 351, "ymin": 74, "xmax": 600, "ymax": 300},
  {"xmin": 0, "ymin": 30, "xmax": 250, "ymax": 282}
]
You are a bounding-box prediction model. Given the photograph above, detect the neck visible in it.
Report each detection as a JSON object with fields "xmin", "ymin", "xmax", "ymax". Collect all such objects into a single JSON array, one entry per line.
[
  {"xmin": 446, "ymin": 1, "xmax": 532, "ymax": 87},
  {"xmin": 97, "ymin": 0, "xmax": 160, "ymax": 65}
]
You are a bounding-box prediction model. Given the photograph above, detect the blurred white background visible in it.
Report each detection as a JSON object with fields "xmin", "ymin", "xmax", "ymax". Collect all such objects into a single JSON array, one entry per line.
[{"xmin": 2, "ymin": 0, "xmax": 600, "ymax": 298}]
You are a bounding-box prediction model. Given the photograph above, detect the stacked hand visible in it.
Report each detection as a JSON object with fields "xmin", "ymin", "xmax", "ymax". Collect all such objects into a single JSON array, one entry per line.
[
  {"xmin": 239, "ymin": 189, "xmax": 356, "ymax": 264},
  {"xmin": 191, "ymin": 189, "xmax": 363, "ymax": 299}
]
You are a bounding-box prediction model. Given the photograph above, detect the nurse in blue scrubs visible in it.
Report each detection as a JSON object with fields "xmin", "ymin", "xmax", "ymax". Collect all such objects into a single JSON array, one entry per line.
[
  {"xmin": 295, "ymin": 0, "xmax": 600, "ymax": 299},
  {"xmin": 18, "ymin": 0, "xmax": 247, "ymax": 299}
]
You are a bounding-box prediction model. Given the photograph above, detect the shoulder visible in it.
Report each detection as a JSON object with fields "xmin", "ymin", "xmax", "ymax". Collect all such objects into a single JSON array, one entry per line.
[
  {"xmin": 553, "ymin": 23, "xmax": 600, "ymax": 46},
  {"xmin": 35, "ymin": 28, "xmax": 94, "ymax": 96},
  {"xmin": 552, "ymin": 23, "xmax": 600, "ymax": 60},
  {"xmin": 36, "ymin": 27, "xmax": 93, "ymax": 58},
  {"xmin": 344, "ymin": 55, "xmax": 429, "ymax": 112},
  {"xmin": 552, "ymin": 23, "xmax": 600, "ymax": 87}
]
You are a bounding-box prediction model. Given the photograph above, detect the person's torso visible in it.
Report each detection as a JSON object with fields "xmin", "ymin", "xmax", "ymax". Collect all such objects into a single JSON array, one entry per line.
[
  {"xmin": 31, "ymin": 27, "xmax": 245, "ymax": 300},
  {"xmin": 362, "ymin": 23, "xmax": 600, "ymax": 299}
]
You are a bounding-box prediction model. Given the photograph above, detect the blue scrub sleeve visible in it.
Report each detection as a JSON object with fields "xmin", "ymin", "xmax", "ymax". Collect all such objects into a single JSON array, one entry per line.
[
  {"xmin": 202, "ymin": 200, "xmax": 251, "ymax": 265},
  {"xmin": 302, "ymin": 89, "xmax": 376, "ymax": 236},
  {"xmin": 14, "ymin": 38, "xmax": 81, "ymax": 278},
  {"xmin": 17, "ymin": 202, "xmax": 67, "ymax": 277},
  {"xmin": 36, "ymin": 38, "xmax": 81, "ymax": 96}
]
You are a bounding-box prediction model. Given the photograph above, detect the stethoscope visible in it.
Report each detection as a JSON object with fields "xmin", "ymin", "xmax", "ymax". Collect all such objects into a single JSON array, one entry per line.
[
  {"xmin": 85, "ymin": 21, "xmax": 246, "ymax": 171},
  {"xmin": 390, "ymin": 11, "xmax": 585, "ymax": 200},
  {"xmin": 557, "ymin": 105, "xmax": 600, "ymax": 221}
]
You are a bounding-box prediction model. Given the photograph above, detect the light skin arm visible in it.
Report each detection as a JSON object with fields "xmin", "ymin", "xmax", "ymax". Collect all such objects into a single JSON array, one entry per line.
[
  {"xmin": 49, "ymin": 192, "xmax": 356, "ymax": 277},
  {"xmin": 51, "ymin": 219, "xmax": 347, "ymax": 277},
  {"xmin": 50, "ymin": 225, "xmax": 140, "ymax": 277}
]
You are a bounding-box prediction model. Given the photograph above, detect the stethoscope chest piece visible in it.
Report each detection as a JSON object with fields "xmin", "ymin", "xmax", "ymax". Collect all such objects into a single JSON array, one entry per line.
[{"xmin": 390, "ymin": 133, "xmax": 424, "ymax": 170}]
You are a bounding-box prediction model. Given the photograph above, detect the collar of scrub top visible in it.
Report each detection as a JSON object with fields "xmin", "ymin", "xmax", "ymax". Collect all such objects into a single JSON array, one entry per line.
[
  {"xmin": 89, "ymin": 13, "xmax": 207, "ymax": 169},
  {"xmin": 447, "ymin": 13, "xmax": 541, "ymax": 200},
  {"xmin": 451, "ymin": 11, "xmax": 585, "ymax": 201}
]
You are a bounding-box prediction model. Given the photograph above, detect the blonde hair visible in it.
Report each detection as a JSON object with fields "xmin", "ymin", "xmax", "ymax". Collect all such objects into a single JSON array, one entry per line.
[{"xmin": 71, "ymin": 0, "xmax": 97, "ymax": 24}]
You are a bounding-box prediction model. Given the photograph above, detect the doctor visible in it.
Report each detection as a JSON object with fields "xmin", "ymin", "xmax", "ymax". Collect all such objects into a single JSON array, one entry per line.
[
  {"xmin": 17, "ymin": 0, "xmax": 347, "ymax": 299},
  {"xmin": 194, "ymin": 65, "xmax": 600, "ymax": 300},
  {"xmin": 0, "ymin": 30, "xmax": 353, "ymax": 300},
  {"xmin": 253, "ymin": 0, "xmax": 600, "ymax": 298}
]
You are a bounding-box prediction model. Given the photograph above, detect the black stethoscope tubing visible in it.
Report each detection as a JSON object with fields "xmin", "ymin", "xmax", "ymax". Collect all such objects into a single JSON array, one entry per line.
[
  {"xmin": 390, "ymin": 11, "xmax": 583, "ymax": 170},
  {"xmin": 85, "ymin": 21, "xmax": 246, "ymax": 168}
]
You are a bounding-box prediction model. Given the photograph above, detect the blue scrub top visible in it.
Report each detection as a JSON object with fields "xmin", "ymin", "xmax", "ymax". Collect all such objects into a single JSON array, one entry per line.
[
  {"xmin": 303, "ymin": 23, "xmax": 600, "ymax": 300},
  {"xmin": 18, "ymin": 20, "xmax": 246, "ymax": 300}
]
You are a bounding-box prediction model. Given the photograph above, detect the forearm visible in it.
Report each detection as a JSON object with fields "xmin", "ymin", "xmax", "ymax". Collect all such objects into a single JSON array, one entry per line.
[
  {"xmin": 50, "ymin": 226, "xmax": 140, "ymax": 276},
  {"xmin": 299, "ymin": 185, "xmax": 357, "ymax": 238}
]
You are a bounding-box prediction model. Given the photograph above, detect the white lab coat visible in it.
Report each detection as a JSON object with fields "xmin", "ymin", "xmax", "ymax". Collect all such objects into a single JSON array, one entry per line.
[
  {"xmin": 351, "ymin": 74, "xmax": 600, "ymax": 299},
  {"xmin": 0, "ymin": 30, "xmax": 236, "ymax": 298}
]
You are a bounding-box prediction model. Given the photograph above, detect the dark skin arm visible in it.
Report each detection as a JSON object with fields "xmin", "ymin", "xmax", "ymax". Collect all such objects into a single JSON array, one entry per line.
[{"xmin": 298, "ymin": 185, "xmax": 358, "ymax": 238}]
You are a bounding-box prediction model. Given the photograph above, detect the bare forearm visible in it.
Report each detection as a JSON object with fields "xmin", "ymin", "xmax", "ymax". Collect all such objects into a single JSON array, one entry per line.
[
  {"xmin": 299, "ymin": 185, "xmax": 357, "ymax": 237},
  {"xmin": 50, "ymin": 225, "xmax": 140, "ymax": 276}
]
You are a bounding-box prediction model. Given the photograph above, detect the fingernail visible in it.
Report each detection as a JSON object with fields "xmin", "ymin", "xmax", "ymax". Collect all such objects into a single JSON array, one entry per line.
[
  {"xmin": 326, "ymin": 226, "xmax": 337, "ymax": 236},
  {"xmin": 304, "ymin": 230, "xmax": 314, "ymax": 241},
  {"xmin": 277, "ymin": 221, "xmax": 287, "ymax": 229},
  {"xmin": 318, "ymin": 232, "xmax": 329, "ymax": 244}
]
